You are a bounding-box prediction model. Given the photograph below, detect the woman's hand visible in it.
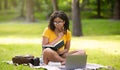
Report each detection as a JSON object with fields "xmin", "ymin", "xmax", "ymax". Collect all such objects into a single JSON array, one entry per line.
[
  {"xmin": 57, "ymin": 49, "xmax": 67, "ymax": 55},
  {"xmin": 58, "ymin": 26, "xmax": 64, "ymax": 32},
  {"xmin": 55, "ymin": 27, "xmax": 64, "ymax": 38},
  {"xmin": 57, "ymin": 32, "xmax": 64, "ymax": 38},
  {"xmin": 57, "ymin": 49, "xmax": 68, "ymax": 58}
]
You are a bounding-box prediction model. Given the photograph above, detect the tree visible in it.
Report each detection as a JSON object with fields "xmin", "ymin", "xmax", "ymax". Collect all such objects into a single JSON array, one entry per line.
[
  {"xmin": 34, "ymin": 0, "xmax": 41, "ymax": 12},
  {"xmin": 52, "ymin": 0, "xmax": 59, "ymax": 11},
  {"xmin": 4, "ymin": 0, "xmax": 8, "ymax": 9},
  {"xmin": 113, "ymin": 0, "xmax": 120, "ymax": 20},
  {"xmin": 96, "ymin": 0, "xmax": 101, "ymax": 18},
  {"xmin": 0, "ymin": 0, "xmax": 2, "ymax": 10},
  {"xmin": 18, "ymin": 0, "xmax": 25, "ymax": 17},
  {"xmin": 11, "ymin": 0, "xmax": 17, "ymax": 8},
  {"xmin": 26, "ymin": 0, "xmax": 35, "ymax": 22},
  {"xmin": 72, "ymin": 0, "xmax": 83, "ymax": 36}
]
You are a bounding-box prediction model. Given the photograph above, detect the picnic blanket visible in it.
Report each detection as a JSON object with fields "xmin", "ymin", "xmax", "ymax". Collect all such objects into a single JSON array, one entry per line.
[{"xmin": 3, "ymin": 61, "xmax": 114, "ymax": 70}]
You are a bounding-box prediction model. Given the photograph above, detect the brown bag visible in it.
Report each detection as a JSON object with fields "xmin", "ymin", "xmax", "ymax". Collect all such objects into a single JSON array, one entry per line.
[
  {"xmin": 12, "ymin": 55, "xmax": 34, "ymax": 65},
  {"xmin": 12, "ymin": 55, "xmax": 40, "ymax": 66}
]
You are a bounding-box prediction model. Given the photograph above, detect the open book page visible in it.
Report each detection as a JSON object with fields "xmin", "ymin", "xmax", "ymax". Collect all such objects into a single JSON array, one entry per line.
[
  {"xmin": 42, "ymin": 40, "xmax": 64, "ymax": 48},
  {"xmin": 42, "ymin": 44, "xmax": 54, "ymax": 47},
  {"xmin": 42, "ymin": 40, "xmax": 64, "ymax": 51}
]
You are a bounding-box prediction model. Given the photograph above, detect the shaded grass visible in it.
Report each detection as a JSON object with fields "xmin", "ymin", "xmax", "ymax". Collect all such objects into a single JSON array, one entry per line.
[
  {"xmin": 0, "ymin": 10, "xmax": 18, "ymax": 22},
  {"xmin": 0, "ymin": 44, "xmax": 42, "ymax": 61},
  {"xmin": 0, "ymin": 19, "xmax": 120, "ymax": 38},
  {"xmin": 0, "ymin": 44, "xmax": 44, "ymax": 70},
  {"xmin": 82, "ymin": 19, "xmax": 120, "ymax": 36}
]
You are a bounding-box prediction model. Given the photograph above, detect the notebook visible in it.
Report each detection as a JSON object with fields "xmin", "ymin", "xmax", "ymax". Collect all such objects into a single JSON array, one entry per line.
[{"xmin": 60, "ymin": 54, "xmax": 87, "ymax": 70}]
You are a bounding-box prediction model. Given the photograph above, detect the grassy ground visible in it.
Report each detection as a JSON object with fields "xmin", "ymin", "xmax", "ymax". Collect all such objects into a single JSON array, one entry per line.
[{"xmin": 0, "ymin": 19, "xmax": 120, "ymax": 70}]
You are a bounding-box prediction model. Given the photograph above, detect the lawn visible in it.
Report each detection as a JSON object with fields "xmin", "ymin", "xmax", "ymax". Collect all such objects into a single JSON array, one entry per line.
[{"xmin": 0, "ymin": 19, "xmax": 120, "ymax": 70}]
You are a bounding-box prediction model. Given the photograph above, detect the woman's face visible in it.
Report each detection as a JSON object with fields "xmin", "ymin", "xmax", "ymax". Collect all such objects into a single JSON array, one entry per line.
[{"xmin": 53, "ymin": 17, "xmax": 65, "ymax": 29}]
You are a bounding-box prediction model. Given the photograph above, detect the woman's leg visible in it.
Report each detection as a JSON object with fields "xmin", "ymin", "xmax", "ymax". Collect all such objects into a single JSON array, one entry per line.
[
  {"xmin": 60, "ymin": 50, "xmax": 86, "ymax": 65},
  {"xmin": 68, "ymin": 50, "xmax": 86, "ymax": 55},
  {"xmin": 43, "ymin": 48, "xmax": 65, "ymax": 65},
  {"xmin": 61, "ymin": 50, "xmax": 86, "ymax": 58}
]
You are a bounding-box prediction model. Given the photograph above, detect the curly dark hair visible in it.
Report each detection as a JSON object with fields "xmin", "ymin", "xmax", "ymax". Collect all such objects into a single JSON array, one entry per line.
[{"xmin": 48, "ymin": 11, "xmax": 70, "ymax": 34}]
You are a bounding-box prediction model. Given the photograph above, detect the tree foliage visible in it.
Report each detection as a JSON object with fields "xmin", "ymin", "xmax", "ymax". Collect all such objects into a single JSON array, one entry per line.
[{"xmin": 0, "ymin": 0, "xmax": 119, "ymax": 21}]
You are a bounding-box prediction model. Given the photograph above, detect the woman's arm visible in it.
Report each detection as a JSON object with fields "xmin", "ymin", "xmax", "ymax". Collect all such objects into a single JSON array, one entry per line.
[
  {"xmin": 64, "ymin": 40, "xmax": 71, "ymax": 53},
  {"xmin": 42, "ymin": 32, "xmax": 64, "ymax": 46},
  {"xmin": 57, "ymin": 40, "xmax": 71, "ymax": 55}
]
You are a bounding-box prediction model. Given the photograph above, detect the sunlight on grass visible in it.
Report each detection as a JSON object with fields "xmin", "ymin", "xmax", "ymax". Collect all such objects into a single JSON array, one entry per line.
[
  {"xmin": 0, "ymin": 22, "xmax": 48, "ymax": 37},
  {"xmin": 70, "ymin": 36, "xmax": 120, "ymax": 55},
  {"xmin": 0, "ymin": 37, "xmax": 41, "ymax": 44},
  {"xmin": 0, "ymin": 36, "xmax": 120, "ymax": 69},
  {"xmin": 0, "ymin": 36, "xmax": 120, "ymax": 55},
  {"xmin": 71, "ymin": 39, "xmax": 120, "ymax": 55}
]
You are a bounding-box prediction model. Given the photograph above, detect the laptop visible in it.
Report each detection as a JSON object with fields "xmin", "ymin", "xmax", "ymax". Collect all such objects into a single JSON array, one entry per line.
[{"xmin": 60, "ymin": 55, "xmax": 87, "ymax": 70}]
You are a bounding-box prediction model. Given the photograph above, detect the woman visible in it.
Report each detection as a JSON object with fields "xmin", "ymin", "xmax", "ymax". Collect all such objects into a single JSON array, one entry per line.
[{"xmin": 42, "ymin": 11, "xmax": 86, "ymax": 65}]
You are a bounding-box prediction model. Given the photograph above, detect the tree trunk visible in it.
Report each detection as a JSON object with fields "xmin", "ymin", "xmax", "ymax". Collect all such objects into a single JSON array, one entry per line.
[
  {"xmin": 0, "ymin": 0, "xmax": 2, "ymax": 10},
  {"xmin": 4, "ymin": 0, "xmax": 8, "ymax": 9},
  {"xmin": 26, "ymin": 0, "xmax": 35, "ymax": 22},
  {"xmin": 11, "ymin": 0, "xmax": 17, "ymax": 8},
  {"xmin": 72, "ymin": 0, "xmax": 83, "ymax": 36},
  {"xmin": 18, "ymin": 0, "xmax": 25, "ymax": 17},
  {"xmin": 97, "ymin": 0, "xmax": 101, "ymax": 18},
  {"xmin": 110, "ymin": 0, "xmax": 115, "ymax": 17},
  {"xmin": 34, "ymin": 0, "xmax": 41, "ymax": 12},
  {"xmin": 52, "ymin": 0, "xmax": 59, "ymax": 11},
  {"xmin": 113, "ymin": 0, "xmax": 120, "ymax": 20}
]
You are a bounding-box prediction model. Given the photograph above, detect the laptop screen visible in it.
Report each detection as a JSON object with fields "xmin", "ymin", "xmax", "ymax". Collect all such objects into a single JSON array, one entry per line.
[{"xmin": 65, "ymin": 55, "xmax": 87, "ymax": 70}]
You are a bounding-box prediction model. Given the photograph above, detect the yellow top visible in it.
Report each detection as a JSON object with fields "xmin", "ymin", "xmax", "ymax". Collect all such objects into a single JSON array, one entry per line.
[{"xmin": 42, "ymin": 27, "xmax": 71, "ymax": 51}]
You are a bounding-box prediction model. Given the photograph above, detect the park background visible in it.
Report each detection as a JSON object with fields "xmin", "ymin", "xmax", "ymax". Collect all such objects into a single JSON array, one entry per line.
[{"xmin": 0, "ymin": 0, "xmax": 120, "ymax": 70}]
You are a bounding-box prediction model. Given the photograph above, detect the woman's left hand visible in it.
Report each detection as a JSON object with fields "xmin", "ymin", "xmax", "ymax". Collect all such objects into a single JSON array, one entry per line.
[{"xmin": 57, "ymin": 49, "xmax": 67, "ymax": 55}]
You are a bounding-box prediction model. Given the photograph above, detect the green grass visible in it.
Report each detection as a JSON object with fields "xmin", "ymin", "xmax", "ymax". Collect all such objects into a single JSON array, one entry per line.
[
  {"xmin": 0, "ymin": 36, "xmax": 120, "ymax": 70},
  {"xmin": 70, "ymin": 35, "xmax": 120, "ymax": 70},
  {"xmin": 0, "ymin": 19, "xmax": 120, "ymax": 70},
  {"xmin": 0, "ymin": 19, "xmax": 120, "ymax": 37},
  {"xmin": 82, "ymin": 19, "xmax": 120, "ymax": 36},
  {"xmin": 0, "ymin": 21, "xmax": 48, "ymax": 38}
]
